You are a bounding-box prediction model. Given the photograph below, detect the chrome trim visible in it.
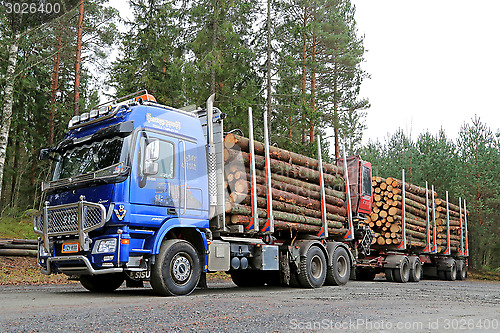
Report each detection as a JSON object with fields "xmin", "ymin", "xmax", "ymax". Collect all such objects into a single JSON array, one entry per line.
[
  {"xmin": 41, "ymin": 255, "xmax": 123, "ymax": 276},
  {"xmin": 248, "ymin": 107, "xmax": 259, "ymax": 231},
  {"xmin": 34, "ymin": 199, "xmax": 106, "ymax": 260}
]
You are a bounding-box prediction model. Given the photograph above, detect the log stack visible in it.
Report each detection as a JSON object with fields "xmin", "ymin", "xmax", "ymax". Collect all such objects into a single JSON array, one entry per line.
[
  {"xmin": 434, "ymin": 198, "xmax": 468, "ymax": 254},
  {"xmin": 368, "ymin": 176, "xmax": 436, "ymax": 249},
  {"xmin": 368, "ymin": 176, "xmax": 468, "ymax": 254},
  {"xmin": 223, "ymin": 133, "xmax": 348, "ymax": 237}
]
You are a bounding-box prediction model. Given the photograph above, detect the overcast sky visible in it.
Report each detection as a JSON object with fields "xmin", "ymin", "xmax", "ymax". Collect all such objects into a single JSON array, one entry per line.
[{"xmin": 351, "ymin": 0, "xmax": 500, "ymax": 144}]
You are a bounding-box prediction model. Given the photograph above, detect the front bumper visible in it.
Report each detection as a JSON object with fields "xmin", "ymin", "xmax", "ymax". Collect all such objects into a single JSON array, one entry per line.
[{"xmin": 40, "ymin": 255, "xmax": 124, "ymax": 276}]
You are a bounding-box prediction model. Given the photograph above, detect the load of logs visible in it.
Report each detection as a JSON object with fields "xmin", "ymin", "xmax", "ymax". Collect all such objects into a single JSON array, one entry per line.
[
  {"xmin": 223, "ymin": 133, "xmax": 348, "ymax": 237},
  {"xmin": 368, "ymin": 176, "xmax": 467, "ymax": 254},
  {"xmin": 434, "ymin": 198, "xmax": 468, "ymax": 254}
]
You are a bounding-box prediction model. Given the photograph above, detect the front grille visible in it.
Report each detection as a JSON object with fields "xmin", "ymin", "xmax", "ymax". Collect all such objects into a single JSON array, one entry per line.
[{"xmin": 34, "ymin": 201, "xmax": 106, "ymax": 236}]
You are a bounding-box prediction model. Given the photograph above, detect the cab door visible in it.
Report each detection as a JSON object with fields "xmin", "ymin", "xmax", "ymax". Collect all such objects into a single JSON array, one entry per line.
[{"xmin": 129, "ymin": 131, "xmax": 180, "ymax": 227}]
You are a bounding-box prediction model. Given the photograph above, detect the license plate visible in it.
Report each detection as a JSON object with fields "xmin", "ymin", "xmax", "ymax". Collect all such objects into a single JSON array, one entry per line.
[{"xmin": 62, "ymin": 243, "xmax": 79, "ymax": 253}]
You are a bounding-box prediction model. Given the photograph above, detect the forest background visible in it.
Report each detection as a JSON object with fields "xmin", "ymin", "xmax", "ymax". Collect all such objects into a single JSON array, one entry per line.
[{"xmin": 0, "ymin": 0, "xmax": 498, "ymax": 271}]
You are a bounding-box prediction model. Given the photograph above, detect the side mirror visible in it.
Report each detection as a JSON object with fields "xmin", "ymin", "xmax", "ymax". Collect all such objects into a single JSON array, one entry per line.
[
  {"xmin": 145, "ymin": 139, "xmax": 159, "ymax": 161},
  {"xmin": 143, "ymin": 161, "xmax": 159, "ymax": 176},
  {"xmin": 143, "ymin": 139, "xmax": 159, "ymax": 176},
  {"xmin": 38, "ymin": 148, "xmax": 59, "ymax": 161},
  {"xmin": 39, "ymin": 148, "xmax": 51, "ymax": 161}
]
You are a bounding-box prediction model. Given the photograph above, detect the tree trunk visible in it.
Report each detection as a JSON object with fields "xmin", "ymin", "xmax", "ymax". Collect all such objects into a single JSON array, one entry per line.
[
  {"xmin": 10, "ymin": 126, "xmax": 20, "ymax": 207},
  {"xmin": 224, "ymin": 133, "xmax": 343, "ymax": 175},
  {"xmin": 230, "ymin": 215, "xmax": 347, "ymax": 235},
  {"xmin": 73, "ymin": 0, "xmax": 85, "ymax": 116},
  {"xmin": 301, "ymin": 5, "xmax": 308, "ymax": 144},
  {"xmin": 225, "ymin": 148, "xmax": 344, "ymax": 188},
  {"xmin": 0, "ymin": 35, "xmax": 20, "ymax": 204},
  {"xmin": 49, "ymin": 26, "xmax": 63, "ymax": 146},
  {"xmin": 226, "ymin": 202, "xmax": 342, "ymax": 229}
]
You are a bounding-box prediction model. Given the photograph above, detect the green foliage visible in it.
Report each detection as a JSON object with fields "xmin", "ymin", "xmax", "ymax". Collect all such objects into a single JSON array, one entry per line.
[
  {"xmin": 111, "ymin": 0, "xmax": 263, "ymax": 133},
  {"xmin": 271, "ymin": 0, "xmax": 368, "ymax": 156},
  {"xmin": 360, "ymin": 118, "xmax": 500, "ymax": 270},
  {"xmin": 0, "ymin": 0, "xmax": 119, "ymax": 213}
]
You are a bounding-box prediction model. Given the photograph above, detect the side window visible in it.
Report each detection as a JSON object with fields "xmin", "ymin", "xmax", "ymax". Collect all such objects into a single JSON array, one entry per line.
[
  {"xmin": 138, "ymin": 135, "xmax": 175, "ymax": 179},
  {"xmin": 361, "ymin": 165, "xmax": 372, "ymax": 196}
]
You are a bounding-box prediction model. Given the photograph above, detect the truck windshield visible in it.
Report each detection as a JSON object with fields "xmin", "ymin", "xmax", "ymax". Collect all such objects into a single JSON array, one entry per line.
[{"xmin": 53, "ymin": 136, "xmax": 129, "ymax": 181}]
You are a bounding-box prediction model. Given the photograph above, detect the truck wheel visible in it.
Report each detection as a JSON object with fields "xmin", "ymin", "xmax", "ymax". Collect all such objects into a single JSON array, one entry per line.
[
  {"xmin": 385, "ymin": 269, "xmax": 394, "ymax": 282},
  {"xmin": 289, "ymin": 272, "xmax": 301, "ymax": 287},
  {"xmin": 80, "ymin": 273, "xmax": 125, "ymax": 292},
  {"xmin": 150, "ymin": 239, "xmax": 201, "ymax": 296},
  {"xmin": 230, "ymin": 270, "xmax": 266, "ymax": 287},
  {"xmin": 438, "ymin": 270, "xmax": 446, "ymax": 280},
  {"xmin": 445, "ymin": 260, "xmax": 457, "ymax": 281},
  {"xmin": 393, "ymin": 257, "xmax": 410, "ymax": 283},
  {"xmin": 456, "ymin": 261, "xmax": 467, "ymax": 280},
  {"xmin": 356, "ymin": 269, "xmax": 376, "ymax": 281},
  {"xmin": 408, "ymin": 257, "xmax": 422, "ymax": 282},
  {"xmin": 297, "ymin": 246, "xmax": 327, "ymax": 288},
  {"xmin": 326, "ymin": 247, "xmax": 351, "ymax": 286}
]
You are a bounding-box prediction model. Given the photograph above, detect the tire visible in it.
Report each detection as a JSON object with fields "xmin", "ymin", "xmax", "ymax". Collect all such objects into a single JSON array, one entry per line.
[
  {"xmin": 326, "ymin": 247, "xmax": 351, "ymax": 286},
  {"xmin": 297, "ymin": 246, "xmax": 327, "ymax": 288},
  {"xmin": 150, "ymin": 239, "xmax": 201, "ymax": 296},
  {"xmin": 385, "ymin": 268, "xmax": 394, "ymax": 282},
  {"xmin": 456, "ymin": 261, "xmax": 467, "ymax": 280},
  {"xmin": 445, "ymin": 260, "xmax": 457, "ymax": 281},
  {"xmin": 356, "ymin": 269, "xmax": 376, "ymax": 281},
  {"xmin": 438, "ymin": 270, "xmax": 446, "ymax": 280},
  {"xmin": 80, "ymin": 273, "xmax": 125, "ymax": 292},
  {"xmin": 230, "ymin": 270, "xmax": 266, "ymax": 287},
  {"xmin": 408, "ymin": 257, "xmax": 422, "ymax": 282},
  {"xmin": 289, "ymin": 268, "xmax": 301, "ymax": 288},
  {"xmin": 393, "ymin": 256, "xmax": 410, "ymax": 283}
]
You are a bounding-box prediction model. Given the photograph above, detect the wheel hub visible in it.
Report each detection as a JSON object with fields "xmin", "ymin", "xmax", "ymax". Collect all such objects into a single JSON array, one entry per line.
[
  {"xmin": 337, "ymin": 256, "xmax": 347, "ymax": 277},
  {"xmin": 311, "ymin": 255, "xmax": 323, "ymax": 279},
  {"xmin": 172, "ymin": 254, "xmax": 191, "ymax": 284}
]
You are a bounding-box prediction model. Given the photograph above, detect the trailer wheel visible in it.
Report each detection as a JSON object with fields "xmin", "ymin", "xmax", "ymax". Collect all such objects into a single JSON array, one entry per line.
[
  {"xmin": 297, "ymin": 246, "xmax": 327, "ymax": 288},
  {"xmin": 408, "ymin": 257, "xmax": 422, "ymax": 282},
  {"xmin": 385, "ymin": 269, "xmax": 394, "ymax": 282},
  {"xmin": 456, "ymin": 260, "xmax": 467, "ymax": 280},
  {"xmin": 326, "ymin": 247, "xmax": 351, "ymax": 286},
  {"xmin": 150, "ymin": 239, "xmax": 201, "ymax": 296},
  {"xmin": 80, "ymin": 273, "xmax": 125, "ymax": 292},
  {"xmin": 445, "ymin": 260, "xmax": 457, "ymax": 281},
  {"xmin": 393, "ymin": 257, "xmax": 410, "ymax": 283}
]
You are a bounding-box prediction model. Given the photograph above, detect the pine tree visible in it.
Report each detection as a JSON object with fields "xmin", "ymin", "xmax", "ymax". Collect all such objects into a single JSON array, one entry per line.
[{"xmin": 456, "ymin": 117, "xmax": 500, "ymax": 269}]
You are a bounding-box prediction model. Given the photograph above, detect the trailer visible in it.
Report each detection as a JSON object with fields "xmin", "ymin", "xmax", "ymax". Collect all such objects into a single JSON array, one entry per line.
[
  {"xmin": 34, "ymin": 91, "xmax": 468, "ymax": 296},
  {"xmin": 351, "ymin": 165, "xmax": 469, "ymax": 283}
]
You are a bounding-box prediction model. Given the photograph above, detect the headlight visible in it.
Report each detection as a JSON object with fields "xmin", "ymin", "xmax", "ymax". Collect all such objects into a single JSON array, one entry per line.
[{"xmin": 93, "ymin": 239, "xmax": 117, "ymax": 254}]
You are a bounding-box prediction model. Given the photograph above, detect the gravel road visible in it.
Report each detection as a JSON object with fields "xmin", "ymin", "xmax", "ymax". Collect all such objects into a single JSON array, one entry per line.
[{"xmin": 0, "ymin": 279, "xmax": 498, "ymax": 332}]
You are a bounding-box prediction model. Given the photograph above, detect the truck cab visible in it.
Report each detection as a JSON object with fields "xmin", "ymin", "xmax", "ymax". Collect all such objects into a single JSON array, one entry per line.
[
  {"xmin": 35, "ymin": 91, "xmax": 214, "ymax": 295},
  {"xmin": 340, "ymin": 155, "xmax": 373, "ymax": 217}
]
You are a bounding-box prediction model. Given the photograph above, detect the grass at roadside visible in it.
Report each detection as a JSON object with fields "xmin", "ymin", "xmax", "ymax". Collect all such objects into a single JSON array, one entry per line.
[
  {"xmin": 0, "ymin": 212, "xmax": 37, "ymax": 240},
  {"xmin": 468, "ymin": 268, "xmax": 500, "ymax": 281}
]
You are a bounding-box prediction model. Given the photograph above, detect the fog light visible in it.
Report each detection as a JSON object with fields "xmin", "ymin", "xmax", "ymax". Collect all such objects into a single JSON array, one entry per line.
[{"xmin": 93, "ymin": 239, "xmax": 117, "ymax": 254}]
